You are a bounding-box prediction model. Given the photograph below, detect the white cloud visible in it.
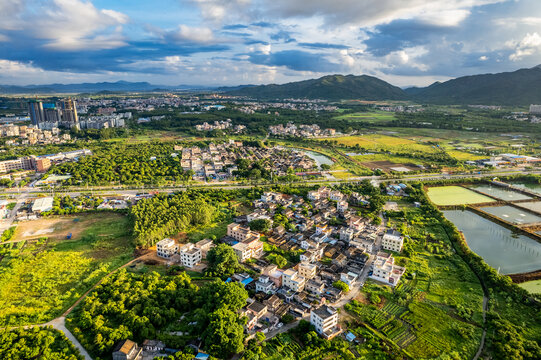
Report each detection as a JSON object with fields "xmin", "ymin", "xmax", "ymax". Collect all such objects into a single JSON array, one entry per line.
[
  {"xmin": 170, "ymin": 25, "xmax": 215, "ymax": 43},
  {"xmin": 259, "ymin": 0, "xmax": 506, "ymax": 27},
  {"xmin": 479, "ymin": 55, "xmax": 488, "ymax": 61},
  {"xmin": 509, "ymin": 32, "xmax": 541, "ymax": 61},
  {"xmin": 189, "ymin": 0, "xmax": 252, "ymax": 23}
]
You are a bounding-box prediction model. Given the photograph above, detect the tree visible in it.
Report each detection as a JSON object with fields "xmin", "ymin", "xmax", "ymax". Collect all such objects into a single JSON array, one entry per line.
[
  {"xmin": 206, "ymin": 244, "xmax": 240, "ymax": 277},
  {"xmin": 333, "ymin": 280, "xmax": 349, "ymax": 293},
  {"xmin": 249, "ymin": 219, "xmax": 271, "ymax": 233},
  {"xmin": 203, "ymin": 307, "xmax": 245, "ymax": 358}
]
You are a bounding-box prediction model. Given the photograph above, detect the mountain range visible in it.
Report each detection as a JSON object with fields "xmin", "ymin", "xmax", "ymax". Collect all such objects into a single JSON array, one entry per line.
[
  {"xmin": 2, "ymin": 66, "xmax": 541, "ymax": 105},
  {"xmin": 0, "ymin": 81, "xmax": 209, "ymax": 94}
]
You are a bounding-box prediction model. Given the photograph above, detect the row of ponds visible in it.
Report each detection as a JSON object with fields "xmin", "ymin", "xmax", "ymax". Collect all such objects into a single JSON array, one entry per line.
[{"xmin": 442, "ymin": 183, "xmax": 541, "ymax": 275}]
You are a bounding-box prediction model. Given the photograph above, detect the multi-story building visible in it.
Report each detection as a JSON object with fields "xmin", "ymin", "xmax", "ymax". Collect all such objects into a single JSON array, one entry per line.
[
  {"xmin": 305, "ymin": 278, "xmax": 325, "ymax": 295},
  {"xmin": 370, "ymin": 252, "xmax": 405, "ymax": 286},
  {"xmin": 310, "ymin": 306, "xmax": 341, "ymax": 339},
  {"xmin": 232, "ymin": 237, "xmax": 263, "ymax": 262},
  {"xmin": 282, "ymin": 269, "xmax": 306, "ymax": 292},
  {"xmin": 227, "ymin": 223, "xmax": 261, "ymax": 242},
  {"xmin": 156, "ymin": 238, "xmax": 178, "ymax": 259},
  {"xmin": 298, "ymin": 262, "xmax": 317, "ymax": 280},
  {"xmin": 28, "ymin": 100, "xmax": 45, "ymax": 126},
  {"xmin": 179, "ymin": 243, "xmax": 202, "ymax": 268},
  {"xmin": 255, "ymin": 275, "xmax": 275, "ymax": 294},
  {"xmin": 337, "ymin": 200, "xmax": 348, "ymax": 212},
  {"xmin": 195, "ymin": 238, "xmax": 214, "ymax": 257},
  {"xmin": 382, "ymin": 229, "xmax": 404, "ymax": 253},
  {"xmin": 340, "ymin": 227, "xmax": 355, "ymax": 242}
]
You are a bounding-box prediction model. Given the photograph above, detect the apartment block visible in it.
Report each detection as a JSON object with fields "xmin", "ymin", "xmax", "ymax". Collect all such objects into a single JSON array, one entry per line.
[
  {"xmin": 310, "ymin": 306, "xmax": 341, "ymax": 339},
  {"xmin": 179, "ymin": 243, "xmax": 202, "ymax": 268}
]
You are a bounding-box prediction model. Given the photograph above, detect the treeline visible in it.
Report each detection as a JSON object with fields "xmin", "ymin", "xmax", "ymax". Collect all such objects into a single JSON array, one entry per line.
[
  {"xmin": 50, "ymin": 142, "xmax": 193, "ymax": 186},
  {"xmin": 68, "ymin": 270, "xmax": 248, "ymax": 359},
  {"xmin": 0, "ymin": 326, "xmax": 83, "ymax": 360}
]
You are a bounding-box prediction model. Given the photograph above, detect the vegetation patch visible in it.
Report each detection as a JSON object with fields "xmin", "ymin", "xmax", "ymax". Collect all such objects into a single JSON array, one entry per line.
[
  {"xmin": 426, "ymin": 186, "xmax": 494, "ymax": 205},
  {"xmin": 0, "ymin": 213, "xmax": 134, "ymax": 326}
]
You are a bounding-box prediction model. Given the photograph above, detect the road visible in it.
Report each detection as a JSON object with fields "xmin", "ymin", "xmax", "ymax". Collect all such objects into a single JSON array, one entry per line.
[{"xmin": 0, "ymin": 168, "xmax": 538, "ymax": 200}]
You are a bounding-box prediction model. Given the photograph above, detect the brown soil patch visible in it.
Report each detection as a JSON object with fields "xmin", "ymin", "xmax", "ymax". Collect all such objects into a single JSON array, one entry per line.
[{"xmin": 12, "ymin": 213, "xmax": 124, "ymax": 243}]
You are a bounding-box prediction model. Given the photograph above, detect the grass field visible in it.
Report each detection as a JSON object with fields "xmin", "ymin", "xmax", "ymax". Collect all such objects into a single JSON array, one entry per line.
[
  {"xmin": 323, "ymin": 135, "xmax": 440, "ymax": 155},
  {"xmin": 446, "ymin": 150, "xmax": 487, "ymax": 161},
  {"xmin": 0, "ymin": 213, "xmax": 134, "ymax": 326},
  {"xmin": 427, "ymin": 186, "xmax": 494, "ymax": 205},
  {"xmin": 518, "ymin": 280, "xmax": 541, "ymax": 294},
  {"xmin": 334, "ymin": 111, "xmax": 396, "ymax": 123}
]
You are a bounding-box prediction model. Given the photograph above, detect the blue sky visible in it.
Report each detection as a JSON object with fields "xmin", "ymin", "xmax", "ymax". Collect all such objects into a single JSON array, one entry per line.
[{"xmin": 1, "ymin": 0, "xmax": 541, "ymax": 87}]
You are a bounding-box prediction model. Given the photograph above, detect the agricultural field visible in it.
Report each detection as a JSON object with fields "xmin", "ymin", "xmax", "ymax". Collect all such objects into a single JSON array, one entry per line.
[
  {"xmin": 346, "ymin": 205, "xmax": 485, "ymax": 359},
  {"xmin": 445, "ymin": 150, "xmax": 487, "ymax": 161},
  {"xmin": 0, "ymin": 213, "xmax": 134, "ymax": 326},
  {"xmin": 426, "ymin": 186, "xmax": 495, "ymax": 205},
  {"xmin": 518, "ymin": 279, "xmax": 541, "ymax": 294},
  {"xmin": 334, "ymin": 111, "xmax": 396, "ymax": 123}
]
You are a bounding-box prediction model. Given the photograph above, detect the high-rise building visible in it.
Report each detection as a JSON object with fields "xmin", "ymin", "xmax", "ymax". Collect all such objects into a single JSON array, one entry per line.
[
  {"xmin": 60, "ymin": 98, "xmax": 78, "ymax": 125},
  {"xmin": 28, "ymin": 100, "xmax": 45, "ymax": 126}
]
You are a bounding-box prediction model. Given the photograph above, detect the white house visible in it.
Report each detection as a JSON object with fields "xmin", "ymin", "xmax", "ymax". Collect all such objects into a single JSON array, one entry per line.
[
  {"xmin": 179, "ymin": 243, "xmax": 202, "ymax": 268},
  {"xmin": 156, "ymin": 238, "xmax": 178, "ymax": 259},
  {"xmin": 282, "ymin": 269, "xmax": 306, "ymax": 292},
  {"xmin": 382, "ymin": 229, "xmax": 404, "ymax": 253},
  {"xmin": 370, "ymin": 252, "xmax": 405, "ymax": 286},
  {"xmin": 310, "ymin": 306, "xmax": 341, "ymax": 339}
]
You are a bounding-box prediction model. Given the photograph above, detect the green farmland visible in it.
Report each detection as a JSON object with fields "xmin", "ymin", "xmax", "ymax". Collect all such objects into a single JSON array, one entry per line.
[
  {"xmin": 519, "ymin": 280, "xmax": 541, "ymax": 294},
  {"xmin": 426, "ymin": 186, "xmax": 495, "ymax": 205}
]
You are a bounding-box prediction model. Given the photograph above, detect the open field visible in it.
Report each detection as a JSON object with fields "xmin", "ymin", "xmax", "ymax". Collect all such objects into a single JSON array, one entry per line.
[
  {"xmin": 518, "ymin": 280, "xmax": 541, "ymax": 294},
  {"xmin": 334, "ymin": 111, "xmax": 396, "ymax": 122},
  {"xmin": 446, "ymin": 150, "xmax": 487, "ymax": 161},
  {"xmin": 427, "ymin": 186, "xmax": 495, "ymax": 205},
  {"xmin": 360, "ymin": 160, "xmax": 416, "ymax": 172},
  {"xmin": 0, "ymin": 213, "xmax": 134, "ymax": 326},
  {"xmin": 321, "ymin": 135, "xmax": 441, "ymax": 155}
]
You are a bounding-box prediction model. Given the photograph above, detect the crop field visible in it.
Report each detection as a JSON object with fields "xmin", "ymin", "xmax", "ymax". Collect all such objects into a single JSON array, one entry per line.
[
  {"xmin": 426, "ymin": 186, "xmax": 495, "ymax": 205},
  {"xmin": 334, "ymin": 111, "xmax": 396, "ymax": 122},
  {"xmin": 518, "ymin": 280, "xmax": 541, "ymax": 294},
  {"xmin": 322, "ymin": 135, "xmax": 441, "ymax": 155},
  {"xmin": 446, "ymin": 150, "xmax": 487, "ymax": 161},
  {"xmin": 347, "ymin": 205, "xmax": 485, "ymax": 359},
  {"xmin": 0, "ymin": 213, "xmax": 134, "ymax": 326}
]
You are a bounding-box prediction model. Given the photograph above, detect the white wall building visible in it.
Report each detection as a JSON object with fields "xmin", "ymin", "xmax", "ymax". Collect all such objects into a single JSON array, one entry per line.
[
  {"xmin": 382, "ymin": 229, "xmax": 404, "ymax": 253},
  {"xmin": 179, "ymin": 243, "xmax": 202, "ymax": 268},
  {"xmin": 282, "ymin": 269, "xmax": 306, "ymax": 292},
  {"xmin": 156, "ymin": 238, "xmax": 178, "ymax": 259},
  {"xmin": 310, "ymin": 306, "xmax": 341, "ymax": 339}
]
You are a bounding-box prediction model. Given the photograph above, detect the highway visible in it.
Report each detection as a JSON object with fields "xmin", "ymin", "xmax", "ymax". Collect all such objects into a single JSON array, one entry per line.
[{"xmin": 0, "ymin": 168, "xmax": 538, "ymax": 200}]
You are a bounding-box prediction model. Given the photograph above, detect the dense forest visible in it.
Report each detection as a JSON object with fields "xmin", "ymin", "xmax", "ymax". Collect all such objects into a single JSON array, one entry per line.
[
  {"xmin": 50, "ymin": 142, "xmax": 193, "ymax": 186},
  {"xmin": 67, "ymin": 270, "xmax": 248, "ymax": 360},
  {"xmin": 0, "ymin": 327, "xmax": 83, "ymax": 360}
]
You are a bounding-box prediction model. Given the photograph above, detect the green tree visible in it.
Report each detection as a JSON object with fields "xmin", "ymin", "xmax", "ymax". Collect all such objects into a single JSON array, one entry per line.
[
  {"xmin": 249, "ymin": 219, "xmax": 271, "ymax": 233},
  {"xmin": 333, "ymin": 280, "xmax": 350, "ymax": 293},
  {"xmin": 205, "ymin": 244, "xmax": 240, "ymax": 277}
]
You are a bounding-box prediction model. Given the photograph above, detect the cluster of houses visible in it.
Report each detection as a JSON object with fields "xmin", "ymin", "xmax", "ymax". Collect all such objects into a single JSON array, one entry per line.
[
  {"xmin": 154, "ymin": 187, "xmax": 406, "ymax": 341},
  {"xmin": 0, "ymin": 124, "xmax": 72, "ymax": 146},
  {"xmin": 179, "ymin": 142, "xmax": 317, "ymax": 181},
  {"xmin": 269, "ymin": 122, "xmax": 337, "ymax": 138},
  {"xmin": 194, "ymin": 119, "xmax": 246, "ymax": 133}
]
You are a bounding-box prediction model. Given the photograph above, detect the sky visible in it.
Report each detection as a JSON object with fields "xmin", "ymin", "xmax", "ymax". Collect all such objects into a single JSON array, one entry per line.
[{"xmin": 1, "ymin": 0, "xmax": 541, "ymax": 87}]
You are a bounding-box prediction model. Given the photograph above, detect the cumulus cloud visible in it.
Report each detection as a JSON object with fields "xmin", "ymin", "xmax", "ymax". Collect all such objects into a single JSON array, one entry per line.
[
  {"xmin": 170, "ymin": 25, "xmax": 215, "ymax": 43},
  {"xmin": 509, "ymin": 32, "xmax": 541, "ymax": 60},
  {"xmin": 188, "ymin": 0, "xmax": 251, "ymax": 23}
]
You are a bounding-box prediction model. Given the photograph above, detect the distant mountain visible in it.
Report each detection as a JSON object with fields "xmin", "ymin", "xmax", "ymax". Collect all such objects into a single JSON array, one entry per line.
[
  {"xmin": 0, "ymin": 81, "xmax": 212, "ymax": 94},
  {"xmin": 226, "ymin": 74, "xmax": 409, "ymax": 101},
  {"xmin": 406, "ymin": 66, "xmax": 541, "ymax": 105}
]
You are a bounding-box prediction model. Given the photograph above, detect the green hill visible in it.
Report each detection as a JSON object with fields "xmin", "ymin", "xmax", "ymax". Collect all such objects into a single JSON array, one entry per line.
[
  {"xmin": 406, "ymin": 66, "xmax": 541, "ymax": 105},
  {"xmin": 226, "ymin": 74, "xmax": 409, "ymax": 101}
]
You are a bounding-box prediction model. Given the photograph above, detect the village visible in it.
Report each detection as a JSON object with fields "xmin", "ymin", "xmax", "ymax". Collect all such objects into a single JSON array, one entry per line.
[
  {"xmin": 142, "ymin": 186, "xmax": 406, "ymax": 356},
  {"xmin": 179, "ymin": 142, "xmax": 318, "ymax": 181}
]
